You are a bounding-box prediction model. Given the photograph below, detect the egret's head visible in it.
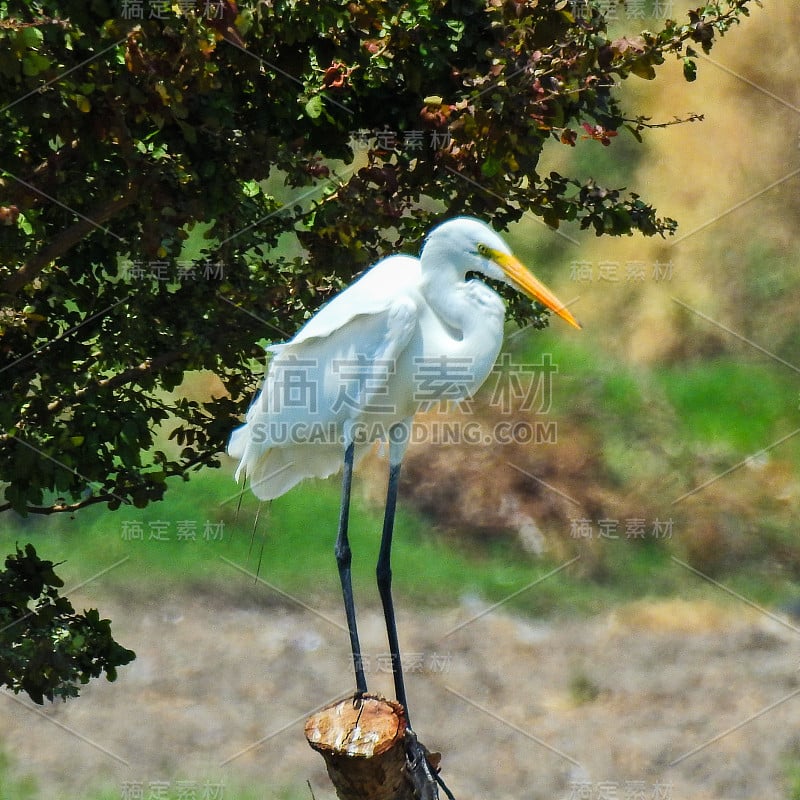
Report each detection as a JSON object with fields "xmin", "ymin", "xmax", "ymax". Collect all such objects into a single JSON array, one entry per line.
[{"xmin": 424, "ymin": 217, "xmax": 582, "ymax": 330}]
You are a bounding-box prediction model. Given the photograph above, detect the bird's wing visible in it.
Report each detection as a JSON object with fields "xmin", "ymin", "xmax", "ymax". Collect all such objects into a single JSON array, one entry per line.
[
  {"xmin": 269, "ymin": 254, "xmax": 421, "ymax": 351},
  {"xmin": 228, "ymin": 254, "xmax": 423, "ymax": 500},
  {"xmin": 268, "ymin": 258, "xmax": 422, "ymax": 422}
]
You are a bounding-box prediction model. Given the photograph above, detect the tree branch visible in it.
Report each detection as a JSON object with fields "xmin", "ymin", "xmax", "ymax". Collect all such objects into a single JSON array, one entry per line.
[
  {"xmin": 0, "ymin": 442, "xmax": 221, "ymax": 516},
  {"xmin": 622, "ymin": 113, "xmax": 705, "ymax": 130},
  {"xmin": 1, "ymin": 181, "xmax": 139, "ymax": 296},
  {"xmin": 45, "ymin": 348, "xmax": 188, "ymax": 415},
  {"xmin": 0, "ymin": 493, "xmax": 117, "ymax": 516}
]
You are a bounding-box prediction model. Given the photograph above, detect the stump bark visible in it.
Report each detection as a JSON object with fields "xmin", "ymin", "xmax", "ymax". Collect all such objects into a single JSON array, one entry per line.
[{"xmin": 305, "ymin": 694, "xmax": 440, "ymax": 800}]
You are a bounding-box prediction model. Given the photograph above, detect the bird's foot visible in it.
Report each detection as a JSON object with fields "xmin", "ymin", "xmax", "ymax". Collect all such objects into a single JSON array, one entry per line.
[
  {"xmin": 403, "ymin": 729, "xmax": 455, "ymax": 800},
  {"xmin": 350, "ymin": 690, "xmax": 367, "ymax": 728},
  {"xmin": 351, "ymin": 689, "xmax": 365, "ymax": 706}
]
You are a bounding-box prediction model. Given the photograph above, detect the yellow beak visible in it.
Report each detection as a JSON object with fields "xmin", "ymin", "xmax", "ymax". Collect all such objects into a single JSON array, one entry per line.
[{"xmin": 491, "ymin": 250, "xmax": 582, "ymax": 330}]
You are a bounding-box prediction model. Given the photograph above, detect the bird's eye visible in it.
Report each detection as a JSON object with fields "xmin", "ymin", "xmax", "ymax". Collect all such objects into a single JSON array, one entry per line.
[{"xmin": 476, "ymin": 243, "xmax": 490, "ymax": 257}]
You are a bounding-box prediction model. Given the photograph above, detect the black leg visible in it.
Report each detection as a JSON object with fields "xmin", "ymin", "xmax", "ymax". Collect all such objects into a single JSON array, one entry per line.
[
  {"xmin": 378, "ymin": 460, "xmax": 447, "ymax": 799},
  {"xmin": 377, "ymin": 440, "xmax": 449, "ymax": 799},
  {"xmin": 376, "ymin": 460, "xmax": 409, "ymax": 716},
  {"xmin": 335, "ymin": 442, "xmax": 367, "ymax": 695}
]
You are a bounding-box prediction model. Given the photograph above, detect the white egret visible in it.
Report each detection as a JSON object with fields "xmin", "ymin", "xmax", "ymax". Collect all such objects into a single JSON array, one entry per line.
[{"xmin": 228, "ymin": 216, "xmax": 580, "ymax": 793}]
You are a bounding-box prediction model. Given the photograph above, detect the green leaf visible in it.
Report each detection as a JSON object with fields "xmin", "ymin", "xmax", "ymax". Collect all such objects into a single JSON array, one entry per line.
[
  {"xmin": 242, "ymin": 179, "xmax": 261, "ymax": 198},
  {"xmin": 17, "ymin": 213, "xmax": 33, "ymax": 235},
  {"xmin": 17, "ymin": 27, "xmax": 43, "ymax": 48},
  {"xmin": 624, "ymin": 123, "xmax": 643, "ymax": 143},
  {"xmin": 629, "ymin": 57, "xmax": 656, "ymax": 80},
  {"xmin": 22, "ymin": 53, "xmax": 51, "ymax": 77},
  {"xmin": 304, "ymin": 94, "xmax": 323, "ymax": 119},
  {"xmin": 481, "ymin": 156, "xmax": 501, "ymax": 178}
]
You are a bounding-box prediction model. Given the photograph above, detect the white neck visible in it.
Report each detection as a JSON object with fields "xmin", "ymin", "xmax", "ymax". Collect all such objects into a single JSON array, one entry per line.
[{"xmin": 420, "ymin": 247, "xmax": 506, "ymax": 395}]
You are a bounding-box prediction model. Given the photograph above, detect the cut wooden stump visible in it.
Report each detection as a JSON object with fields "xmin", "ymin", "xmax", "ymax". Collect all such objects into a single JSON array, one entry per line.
[{"xmin": 305, "ymin": 694, "xmax": 442, "ymax": 800}]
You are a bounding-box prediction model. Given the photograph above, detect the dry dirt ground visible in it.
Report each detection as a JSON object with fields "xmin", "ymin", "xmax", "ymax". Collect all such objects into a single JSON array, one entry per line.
[{"xmin": 3, "ymin": 588, "xmax": 800, "ymax": 800}]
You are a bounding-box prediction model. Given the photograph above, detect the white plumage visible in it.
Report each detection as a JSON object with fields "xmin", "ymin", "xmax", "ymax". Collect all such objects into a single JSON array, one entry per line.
[{"xmin": 228, "ymin": 216, "xmax": 580, "ymax": 500}]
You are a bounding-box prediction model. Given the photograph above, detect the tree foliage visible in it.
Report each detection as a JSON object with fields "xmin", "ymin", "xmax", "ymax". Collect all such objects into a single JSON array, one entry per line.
[
  {"xmin": 0, "ymin": 543, "xmax": 135, "ymax": 703},
  {"xmin": 0, "ymin": 0, "xmax": 759, "ymax": 515}
]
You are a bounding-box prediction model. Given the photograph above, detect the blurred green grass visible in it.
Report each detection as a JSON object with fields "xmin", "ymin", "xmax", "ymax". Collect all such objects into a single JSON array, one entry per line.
[
  {"xmin": 515, "ymin": 328, "xmax": 799, "ymax": 457},
  {"xmin": 11, "ymin": 462, "xmax": 609, "ymax": 613},
  {"xmin": 658, "ymin": 359, "xmax": 798, "ymax": 452}
]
